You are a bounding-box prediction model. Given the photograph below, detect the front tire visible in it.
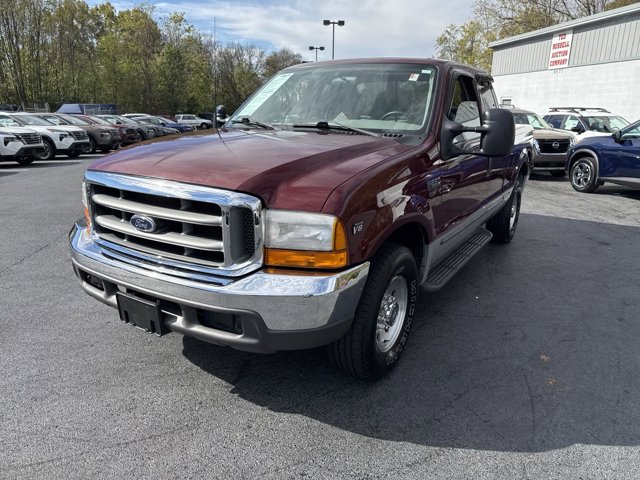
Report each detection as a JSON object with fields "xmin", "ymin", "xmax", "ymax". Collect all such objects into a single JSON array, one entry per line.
[
  {"xmin": 328, "ymin": 243, "xmax": 418, "ymax": 380},
  {"xmin": 15, "ymin": 156, "xmax": 35, "ymax": 166},
  {"xmin": 570, "ymin": 157, "xmax": 599, "ymax": 193},
  {"xmin": 487, "ymin": 175, "xmax": 522, "ymax": 243}
]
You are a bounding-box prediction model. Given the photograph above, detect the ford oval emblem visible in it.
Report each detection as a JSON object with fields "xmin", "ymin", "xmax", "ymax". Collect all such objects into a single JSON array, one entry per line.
[{"xmin": 130, "ymin": 214, "xmax": 157, "ymax": 233}]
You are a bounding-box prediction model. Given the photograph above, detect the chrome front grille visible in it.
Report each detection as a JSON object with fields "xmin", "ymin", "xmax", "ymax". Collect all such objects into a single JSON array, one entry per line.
[
  {"xmin": 71, "ymin": 130, "xmax": 89, "ymax": 140},
  {"xmin": 15, "ymin": 133, "xmax": 42, "ymax": 145},
  {"xmin": 85, "ymin": 171, "xmax": 263, "ymax": 279}
]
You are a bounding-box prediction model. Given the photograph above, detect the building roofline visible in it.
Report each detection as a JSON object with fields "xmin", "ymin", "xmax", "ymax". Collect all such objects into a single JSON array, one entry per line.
[{"xmin": 489, "ymin": 3, "xmax": 640, "ymax": 49}]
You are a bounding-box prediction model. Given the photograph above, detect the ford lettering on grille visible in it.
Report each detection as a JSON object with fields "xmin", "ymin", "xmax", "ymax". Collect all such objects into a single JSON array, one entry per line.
[{"xmin": 131, "ymin": 214, "xmax": 158, "ymax": 233}]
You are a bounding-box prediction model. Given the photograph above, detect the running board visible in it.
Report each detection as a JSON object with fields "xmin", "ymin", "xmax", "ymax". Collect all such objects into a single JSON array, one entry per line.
[{"xmin": 423, "ymin": 228, "xmax": 493, "ymax": 292}]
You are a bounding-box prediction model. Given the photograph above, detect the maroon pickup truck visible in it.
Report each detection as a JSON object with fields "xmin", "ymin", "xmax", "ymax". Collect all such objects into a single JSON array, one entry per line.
[{"xmin": 70, "ymin": 58, "xmax": 530, "ymax": 380}]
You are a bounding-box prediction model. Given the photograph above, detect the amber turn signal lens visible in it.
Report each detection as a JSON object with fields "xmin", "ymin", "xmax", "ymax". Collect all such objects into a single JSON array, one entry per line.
[
  {"xmin": 265, "ymin": 249, "xmax": 348, "ymax": 269},
  {"xmin": 84, "ymin": 207, "xmax": 91, "ymax": 227},
  {"xmin": 333, "ymin": 219, "xmax": 347, "ymax": 251}
]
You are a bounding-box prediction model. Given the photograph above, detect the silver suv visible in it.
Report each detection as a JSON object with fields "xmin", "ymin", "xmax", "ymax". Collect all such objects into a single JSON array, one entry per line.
[
  {"xmin": 543, "ymin": 107, "xmax": 629, "ymax": 141},
  {"xmin": 510, "ymin": 108, "xmax": 575, "ymax": 177},
  {"xmin": 175, "ymin": 114, "xmax": 213, "ymax": 129}
]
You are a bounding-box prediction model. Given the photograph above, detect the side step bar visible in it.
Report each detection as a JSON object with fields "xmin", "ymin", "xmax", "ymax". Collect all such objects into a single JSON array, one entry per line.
[{"xmin": 423, "ymin": 228, "xmax": 493, "ymax": 292}]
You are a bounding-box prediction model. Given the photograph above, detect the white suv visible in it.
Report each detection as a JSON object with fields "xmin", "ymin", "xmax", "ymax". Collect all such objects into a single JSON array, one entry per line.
[
  {"xmin": 543, "ymin": 107, "xmax": 630, "ymax": 141},
  {"xmin": 0, "ymin": 112, "xmax": 91, "ymax": 160},
  {"xmin": 175, "ymin": 114, "xmax": 213, "ymax": 129},
  {"xmin": 0, "ymin": 127, "xmax": 46, "ymax": 166}
]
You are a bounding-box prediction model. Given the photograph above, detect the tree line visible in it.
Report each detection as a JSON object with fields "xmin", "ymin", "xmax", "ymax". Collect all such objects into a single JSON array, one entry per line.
[
  {"xmin": 0, "ymin": 0, "xmax": 303, "ymax": 114},
  {"xmin": 435, "ymin": 0, "xmax": 639, "ymax": 71}
]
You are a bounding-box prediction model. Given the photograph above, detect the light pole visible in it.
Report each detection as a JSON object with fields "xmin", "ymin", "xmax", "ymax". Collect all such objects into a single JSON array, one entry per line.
[
  {"xmin": 322, "ymin": 20, "xmax": 345, "ymax": 60},
  {"xmin": 308, "ymin": 45, "xmax": 325, "ymax": 62}
]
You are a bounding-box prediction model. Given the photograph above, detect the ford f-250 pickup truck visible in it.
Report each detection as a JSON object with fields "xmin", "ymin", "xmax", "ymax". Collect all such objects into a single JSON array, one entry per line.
[{"xmin": 70, "ymin": 58, "xmax": 530, "ymax": 380}]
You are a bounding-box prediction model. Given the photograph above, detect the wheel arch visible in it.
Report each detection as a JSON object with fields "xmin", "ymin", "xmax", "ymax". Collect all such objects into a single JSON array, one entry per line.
[
  {"xmin": 568, "ymin": 148, "xmax": 599, "ymax": 179},
  {"xmin": 370, "ymin": 220, "xmax": 429, "ymax": 281}
]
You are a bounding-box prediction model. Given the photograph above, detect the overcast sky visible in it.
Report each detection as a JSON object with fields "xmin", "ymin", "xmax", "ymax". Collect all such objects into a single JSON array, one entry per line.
[{"xmin": 87, "ymin": 0, "xmax": 475, "ymax": 61}]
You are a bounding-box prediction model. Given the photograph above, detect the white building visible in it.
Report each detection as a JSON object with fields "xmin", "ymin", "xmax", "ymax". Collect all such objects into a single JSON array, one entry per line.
[{"xmin": 489, "ymin": 3, "xmax": 640, "ymax": 122}]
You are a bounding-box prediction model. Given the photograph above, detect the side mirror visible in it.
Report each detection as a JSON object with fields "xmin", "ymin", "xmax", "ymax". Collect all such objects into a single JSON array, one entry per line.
[
  {"xmin": 571, "ymin": 125, "xmax": 585, "ymax": 133},
  {"xmin": 613, "ymin": 130, "xmax": 623, "ymax": 142},
  {"xmin": 441, "ymin": 108, "xmax": 515, "ymax": 160}
]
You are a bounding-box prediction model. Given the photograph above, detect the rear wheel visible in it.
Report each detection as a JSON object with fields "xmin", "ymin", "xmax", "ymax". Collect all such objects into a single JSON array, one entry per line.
[
  {"xmin": 487, "ymin": 175, "xmax": 523, "ymax": 243},
  {"xmin": 200, "ymin": 123, "xmax": 208, "ymax": 129},
  {"xmin": 37, "ymin": 138, "xmax": 55, "ymax": 161},
  {"xmin": 570, "ymin": 157, "xmax": 599, "ymax": 193},
  {"xmin": 328, "ymin": 243, "xmax": 418, "ymax": 380}
]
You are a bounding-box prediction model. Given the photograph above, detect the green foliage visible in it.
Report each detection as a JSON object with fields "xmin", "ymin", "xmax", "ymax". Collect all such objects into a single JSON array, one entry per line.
[
  {"xmin": 435, "ymin": 0, "xmax": 635, "ymax": 71},
  {"xmin": 0, "ymin": 1, "xmax": 304, "ymax": 114}
]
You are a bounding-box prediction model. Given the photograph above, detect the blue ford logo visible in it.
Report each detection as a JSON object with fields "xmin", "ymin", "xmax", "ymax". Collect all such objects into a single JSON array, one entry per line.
[{"xmin": 130, "ymin": 214, "xmax": 157, "ymax": 233}]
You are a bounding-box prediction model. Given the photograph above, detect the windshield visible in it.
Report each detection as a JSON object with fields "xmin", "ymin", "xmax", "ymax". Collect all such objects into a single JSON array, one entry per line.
[
  {"xmin": 582, "ymin": 115, "xmax": 629, "ymax": 133},
  {"xmin": 86, "ymin": 116, "xmax": 110, "ymax": 125},
  {"xmin": 12, "ymin": 114, "xmax": 55, "ymax": 126},
  {"xmin": 120, "ymin": 116, "xmax": 141, "ymax": 125},
  {"xmin": 229, "ymin": 63, "xmax": 437, "ymax": 140},
  {"xmin": 512, "ymin": 112, "xmax": 551, "ymax": 129},
  {"xmin": 58, "ymin": 114, "xmax": 90, "ymax": 126}
]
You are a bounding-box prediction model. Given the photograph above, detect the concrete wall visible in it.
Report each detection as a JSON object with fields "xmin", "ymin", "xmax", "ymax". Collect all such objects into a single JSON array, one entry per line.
[{"xmin": 492, "ymin": 58, "xmax": 640, "ymax": 122}]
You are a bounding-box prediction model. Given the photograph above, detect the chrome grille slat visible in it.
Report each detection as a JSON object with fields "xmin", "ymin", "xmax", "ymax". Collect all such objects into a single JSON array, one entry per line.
[
  {"xmin": 95, "ymin": 215, "xmax": 224, "ymax": 251},
  {"xmin": 98, "ymin": 234, "xmax": 225, "ymax": 268},
  {"xmin": 93, "ymin": 194, "xmax": 222, "ymax": 225}
]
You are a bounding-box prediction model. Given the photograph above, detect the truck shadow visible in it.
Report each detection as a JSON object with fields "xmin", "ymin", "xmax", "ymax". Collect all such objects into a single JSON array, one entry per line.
[{"xmin": 182, "ymin": 213, "xmax": 640, "ymax": 452}]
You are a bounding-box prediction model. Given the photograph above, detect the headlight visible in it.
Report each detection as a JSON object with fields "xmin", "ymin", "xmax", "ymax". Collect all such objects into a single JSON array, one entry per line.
[
  {"xmin": 532, "ymin": 138, "xmax": 540, "ymax": 154},
  {"xmin": 569, "ymin": 136, "xmax": 577, "ymax": 146},
  {"xmin": 3, "ymin": 136, "xmax": 19, "ymax": 146},
  {"xmin": 264, "ymin": 210, "xmax": 348, "ymax": 269}
]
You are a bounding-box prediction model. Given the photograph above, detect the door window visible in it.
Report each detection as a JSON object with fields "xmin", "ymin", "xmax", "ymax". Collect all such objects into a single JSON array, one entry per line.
[
  {"xmin": 447, "ymin": 75, "xmax": 481, "ymax": 147},
  {"xmin": 545, "ymin": 115, "xmax": 564, "ymax": 128},
  {"xmin": 562, "ymin": 115, "xmax": 582, "ymax": 130}
]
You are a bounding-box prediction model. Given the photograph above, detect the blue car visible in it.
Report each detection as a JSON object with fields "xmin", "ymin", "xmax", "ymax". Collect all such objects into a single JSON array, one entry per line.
[{"xmin": 566, "ymin": 119, "xmax": 640, "ymax": 193}]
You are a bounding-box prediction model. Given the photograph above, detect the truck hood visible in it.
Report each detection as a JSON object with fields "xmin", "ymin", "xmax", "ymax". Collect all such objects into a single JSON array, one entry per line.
[
  {"xmin": 531, "ymin": 127, "xmax": 576, "ymax": 140},
  {"xmin": 89, "ymin": 129, "xmax": 411, "ymax": 211}
]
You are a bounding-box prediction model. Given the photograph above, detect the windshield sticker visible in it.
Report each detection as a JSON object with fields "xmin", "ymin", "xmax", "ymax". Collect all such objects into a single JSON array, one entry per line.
[
  {"xmin": 409, "ymin": 73, "xmax": 420, "ymax": 82},
  {"xmin": 236, "ymin": 73, "xmax": 294, "ymax": 116}
]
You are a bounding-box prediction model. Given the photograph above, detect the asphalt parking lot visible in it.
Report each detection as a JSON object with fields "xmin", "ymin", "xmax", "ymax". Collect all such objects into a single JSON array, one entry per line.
[{"xmin": 1, "ymin": 156, "xmax": 639, "ymax": 479}]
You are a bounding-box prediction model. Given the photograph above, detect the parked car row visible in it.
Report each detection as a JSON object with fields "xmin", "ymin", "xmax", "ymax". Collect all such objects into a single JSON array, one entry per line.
[
  {"xmin": 504, "ymin": 106, "xmax": 638, "ymax": 193},
  {"xmin": 0, "ymin": 110, "xmax": 197, "ymax": 166}
]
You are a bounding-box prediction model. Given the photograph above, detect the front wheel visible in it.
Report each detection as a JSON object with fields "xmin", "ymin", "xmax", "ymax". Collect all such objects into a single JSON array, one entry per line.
[
  {"xmin": 15, "ymin": 156, "xmax": 35, "ymax": 166},
  {"xmin": 328, "ymin": 243, "xmax": 418, "ymax": 380},
  {"xmin": 487, "ymin": 176, "xmax": 522, "ymax": 243},
  {"xmin": 570, "ymin": 157, "xmax": 599, "ymax": 193}
]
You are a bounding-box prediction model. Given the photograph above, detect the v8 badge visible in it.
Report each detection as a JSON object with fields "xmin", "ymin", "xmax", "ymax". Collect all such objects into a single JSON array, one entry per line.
[{"xmin": 352, "ymin": 221, "xmax": 364, "ymax": 235}]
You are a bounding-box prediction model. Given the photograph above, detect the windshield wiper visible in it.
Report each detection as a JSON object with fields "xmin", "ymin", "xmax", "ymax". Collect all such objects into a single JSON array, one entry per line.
[
  {"xmin": 292, "ymin": 121, "xmax": 378, "ymax": 137},
  {"xmin": 230, "ymin": 117, "xmax": 275, "ymax": 130}
]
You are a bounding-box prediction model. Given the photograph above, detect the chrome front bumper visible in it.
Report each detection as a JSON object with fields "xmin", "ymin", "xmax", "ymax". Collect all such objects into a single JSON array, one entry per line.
[{"xmin": 69, "ymin": 222, "xmax": 369, "ymax": 353}]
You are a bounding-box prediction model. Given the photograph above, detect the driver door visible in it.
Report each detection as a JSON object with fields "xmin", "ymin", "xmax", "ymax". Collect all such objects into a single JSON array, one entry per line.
[{"xmin": 432, "ymin": 74, "xmax": 491, "ymax": 237}]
